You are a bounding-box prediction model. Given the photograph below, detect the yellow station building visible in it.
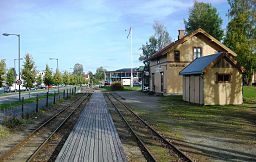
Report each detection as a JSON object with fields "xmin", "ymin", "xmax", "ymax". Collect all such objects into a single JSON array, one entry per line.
[{"xmin": 147, "ymin": 28, "xmax": 238, "ymax": 95}]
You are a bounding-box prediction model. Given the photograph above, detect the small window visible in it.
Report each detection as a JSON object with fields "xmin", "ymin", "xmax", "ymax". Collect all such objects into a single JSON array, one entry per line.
[
  {"xmin": 193, "ymin": 47, "xmax": 202, "ymax": 59},
  {"xmin": 174, "ymin": 50, "xmax": 180, "ymax": 62},
  {"xmin": 217, "ymin": 74, "xmax": 231, "ymax": 82}
]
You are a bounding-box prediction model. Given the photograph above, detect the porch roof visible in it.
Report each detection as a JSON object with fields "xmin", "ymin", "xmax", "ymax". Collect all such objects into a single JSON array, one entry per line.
[{"xmin": 179, "ymin": 53, "xmax": 221, "ymax": 75}]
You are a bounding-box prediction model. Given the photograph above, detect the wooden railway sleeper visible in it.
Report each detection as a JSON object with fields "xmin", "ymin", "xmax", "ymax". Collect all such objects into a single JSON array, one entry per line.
[
  {"xmin": 109, "ymin": 93, "xmax": 193, "ymax": 162},
  {"xmin": 27, "ymin": 93, "xmax": 91, "ymax": 162},
  {"xmin": 106, "ymin": 94, "xmax": 157, "ymax": 162}
]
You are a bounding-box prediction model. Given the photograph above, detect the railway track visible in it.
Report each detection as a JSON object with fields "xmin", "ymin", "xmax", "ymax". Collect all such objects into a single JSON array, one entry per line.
[
  {"xmin": 0, "ymin": 93, "xmax": 91, "ymax": 162},
  {"xmin": 106, "ymin": 93, "xmax": 192, "ymax": 162}
]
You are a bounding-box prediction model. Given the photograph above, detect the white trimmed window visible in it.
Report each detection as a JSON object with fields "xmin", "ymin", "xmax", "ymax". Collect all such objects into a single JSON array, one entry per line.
[{"xmin": 193, "ymin": 47, "xmax": 202, "ymax": 59}]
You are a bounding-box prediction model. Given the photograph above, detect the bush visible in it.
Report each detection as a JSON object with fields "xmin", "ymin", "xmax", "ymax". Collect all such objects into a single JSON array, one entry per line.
[
  {"xmin": 2, "ymin": 116, "xmax": 32, "ymax": 129},
  {"xmin": 111, "ymin": 82, "xmax": 124, "ymax": 91},
  {"xmin": 3, "ymin": 117, "xmax": 24, "ymax": 129}
]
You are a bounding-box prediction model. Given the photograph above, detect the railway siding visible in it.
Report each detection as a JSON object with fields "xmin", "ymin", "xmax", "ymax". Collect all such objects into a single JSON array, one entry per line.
[
  {"xmin": 107, "ymin": 93, "xmax": 192, "ymax": 162},
  {"xmin": 0, "ymin": 93, "xmax": 89, "ymax": 162}
]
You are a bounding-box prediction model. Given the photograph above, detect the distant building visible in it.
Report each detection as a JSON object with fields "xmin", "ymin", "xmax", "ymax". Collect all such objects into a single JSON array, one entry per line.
[
  {"xmin": 36, "ymin": 70, "xmax": 45, "ymax": 78},
  {"xmin": 105, "ymin": 67, "xmax": 143, "ymax": 85},
  {"xmin": 180, "ymin": 53, "xmax": 244, "ymax": 105},
  {"xmin": 84, "ymin": 73, "xmax": 90, "ymax": 81}
]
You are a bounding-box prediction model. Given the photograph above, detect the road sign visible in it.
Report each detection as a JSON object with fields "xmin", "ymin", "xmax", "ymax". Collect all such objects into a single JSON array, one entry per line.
[{"xmin": 16, "ymin": 79, "xmax": 22, "ymax": 85}]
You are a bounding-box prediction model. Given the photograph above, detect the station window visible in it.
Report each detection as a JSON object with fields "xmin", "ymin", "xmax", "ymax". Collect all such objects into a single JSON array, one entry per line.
[
  {"xmin": 193, "ymin": 47, "xmax": 202, "ymax": 59},
  {"xmin": 216, "ymin": 74, "xmax": 231, "ymax": 82},
  {"xmin": 174, "ymin": 50, "xmax": 180, "ymax": 62}
]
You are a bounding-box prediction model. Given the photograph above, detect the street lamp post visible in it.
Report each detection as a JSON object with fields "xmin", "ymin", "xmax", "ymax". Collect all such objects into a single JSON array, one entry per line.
[
  {"xmin": 3, "ymin": 33, "xmax": 21, "ymax": 100},
  {"xmin": 49, "ymin": 58, "xmax": 59, "ymax": 92},
  {"xmin": 49, "ymin": 58, "xmax": 59, "ymax": 70}
]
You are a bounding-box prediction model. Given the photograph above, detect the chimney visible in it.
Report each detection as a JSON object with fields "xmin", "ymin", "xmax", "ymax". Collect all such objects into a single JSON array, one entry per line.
[{"xmin": 178, "ymin": 30, "xmax": 185, "ymax": 40}]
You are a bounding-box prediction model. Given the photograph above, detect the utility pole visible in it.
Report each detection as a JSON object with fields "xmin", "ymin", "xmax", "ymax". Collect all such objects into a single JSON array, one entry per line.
[{"xmin": 130, "ymin": 27, "xmax": 133, "ymax": 88}]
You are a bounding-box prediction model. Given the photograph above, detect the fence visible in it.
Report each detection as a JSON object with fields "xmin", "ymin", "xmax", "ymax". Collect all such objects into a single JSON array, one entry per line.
[{"xmin": 0, "ymin": 86, "xmax": 80, "ymax": 122}]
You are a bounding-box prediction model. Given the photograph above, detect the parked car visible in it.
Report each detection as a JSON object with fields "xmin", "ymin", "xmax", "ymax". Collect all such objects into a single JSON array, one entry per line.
[
  {"xmin": 9, "ymin": 86, "xmax": 16, "ymax": 92},
  {"xmin": 133, "ymin": 82, "xmax": 141, "ymax": 86},
  {"xmin": 38, "ymin": 84, "xmax": 46, "ymax": 89},
  {"xmin": 104, "ymin": 81, "xmax": 110, "ymax": 86},
  {"xmin": 3, "ymin": 86, "xmax": 10, "ymax": 92},
  {"xmin": 20, "ymin": 86, "xmax": 26, "ymax": 91},
  {"xmin": 0, "ymin": 87, "xmax": 4, "ymax": 94}
]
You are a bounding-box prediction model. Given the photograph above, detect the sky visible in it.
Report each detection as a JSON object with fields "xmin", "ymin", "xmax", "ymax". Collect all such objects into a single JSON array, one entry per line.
[{"xmin": 0, "ymin": 0, "xmax": 230, "ymax": 73}]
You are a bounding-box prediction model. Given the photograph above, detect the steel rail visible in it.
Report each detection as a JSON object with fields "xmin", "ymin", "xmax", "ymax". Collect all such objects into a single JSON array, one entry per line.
[
  {"xmin": 27, "ymin": 93, "xmax": 91, "ymax": 162},
  {"xmin": 0, "ymin": 93, "xmax": 88, "ymax": 161},
  {"xmin": 106, "ymin": 93, "xmax": 157, "ymax": 162},
  {"xmin": 110, "ymin": 93, "xmax": 192, "ymax": 162}
]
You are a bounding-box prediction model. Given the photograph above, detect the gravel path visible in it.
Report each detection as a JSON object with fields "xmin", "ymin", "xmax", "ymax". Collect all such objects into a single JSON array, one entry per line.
[{"xmin": 116, "ymin": 91, "xmax": 256, "ymax": 162}]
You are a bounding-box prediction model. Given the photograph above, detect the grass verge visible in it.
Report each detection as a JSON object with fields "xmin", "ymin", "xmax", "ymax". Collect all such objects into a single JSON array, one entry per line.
[
  {"xmin": 0, "ymin": 125, "xmax": 10, "ymax": 138},
  {"xmin": 243, "ymin": 86, "xmax": 256, "ymax": 103},
  {"xmin": 132, "ymin": 95, "xmax": 256, "ymax": 142}
]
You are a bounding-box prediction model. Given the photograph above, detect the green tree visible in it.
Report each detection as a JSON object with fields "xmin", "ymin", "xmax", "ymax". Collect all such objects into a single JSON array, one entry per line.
[
  {"xmin": 53, "ymin": 69, "xmax": 62, "ymax": 85},
  {"xmin": 139, "ymin": 22, "xmax": 171, "ymax": 62},
  {"xmin": 88, "ymin": 71, "xmax": 94, "ymax": 85},
  {"xmin": 0, "ymin": 59, "xmax": 6, "ymax": 87},
  {"xmin": 95, "ymin": 67, "xmax": 106, "ymax": 81},
  {"xmin": 75, "ymin": 74, "xmax": 84, "ymax": 86},
  {"xmin": 22, "ymin": 54, "xmax": 36, "ymax": 89},
  {"xmin": 43, "ymin": 64, "xmax": 53, "ymax": 87},
  {"xmin": 36, "ymin": 73, "xmax": 43, "ymax": 86},
  {"xmin": 6, "ymin": 68, "xmax": 15, "ymax": 87},
  {"xmin": 139, "ymin": 36, "xmax": 158, "ymax": 62},
  {"xmin": 69, "ymin": 74, "xmax": 76, "ymax": 85},
  {"xmin": 153, "ymin": 21, "xmax": 171, "ymax": 50},
  {"xmin": 184, "ymin": 1, "xmax": 224, "ymax": 40},
  {"xmin": 224, "ymin": 0, "xmax": 256, "ymax": 85},
  {"xmin": 73, "ymin": 63, "xmax": 83, "ymax": 75},
  {"xmin": 62, "ymin": 71, "xmax": 70, "ymax": 86}
]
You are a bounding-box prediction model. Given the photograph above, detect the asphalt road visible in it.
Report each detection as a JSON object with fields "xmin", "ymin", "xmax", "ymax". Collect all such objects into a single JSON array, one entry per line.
[{"xmin": 0, "ymin": 86, "xmax": 74, "ymax": 104}]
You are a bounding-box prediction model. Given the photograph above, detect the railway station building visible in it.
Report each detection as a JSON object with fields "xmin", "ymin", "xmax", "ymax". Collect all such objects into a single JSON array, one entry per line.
[
  {"xmin": 179, "ymin": 53, "xmax": 244, "ymax": 105},
  {"xmin": 147, "ymin": 28, "xmax": 237, "ymax": 95}
]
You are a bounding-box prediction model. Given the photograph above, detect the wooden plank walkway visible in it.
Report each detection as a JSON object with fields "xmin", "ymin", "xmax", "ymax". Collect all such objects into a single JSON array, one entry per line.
[{"xmin": 56, "ymin": 92, "xmax": 127, "ymax": 162}]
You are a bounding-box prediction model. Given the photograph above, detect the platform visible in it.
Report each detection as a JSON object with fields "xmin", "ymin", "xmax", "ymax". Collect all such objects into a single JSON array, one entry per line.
[{"xmin": 56, "ymin": 92, "xmax": 127, "ymax": 162}]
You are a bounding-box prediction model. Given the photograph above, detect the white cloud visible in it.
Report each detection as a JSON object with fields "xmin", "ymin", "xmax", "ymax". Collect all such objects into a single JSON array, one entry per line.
[{"xmin": 129, "ymin": 0, "xmax": 192, "ymax": 18}]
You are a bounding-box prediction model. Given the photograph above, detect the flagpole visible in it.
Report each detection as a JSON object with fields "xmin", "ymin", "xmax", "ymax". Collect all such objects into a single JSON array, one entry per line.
[{"xmin": 130, "ymin": 27, "xmax": 133, "ymax": 88}]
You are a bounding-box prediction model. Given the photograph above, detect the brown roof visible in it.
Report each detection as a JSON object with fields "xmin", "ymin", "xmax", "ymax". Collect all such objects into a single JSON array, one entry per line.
[{"xmin": 147, "ymin": 28, "xmax": 237, "ymax": 61}]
